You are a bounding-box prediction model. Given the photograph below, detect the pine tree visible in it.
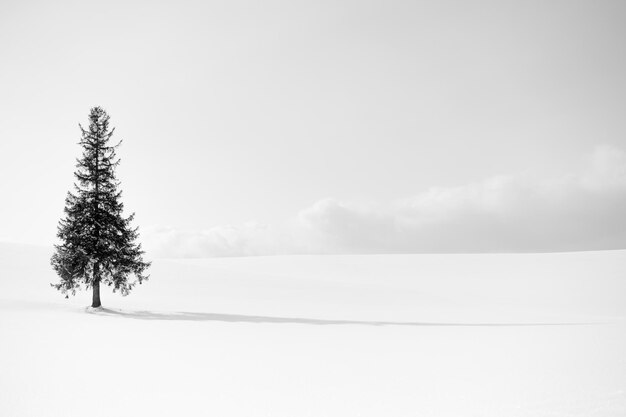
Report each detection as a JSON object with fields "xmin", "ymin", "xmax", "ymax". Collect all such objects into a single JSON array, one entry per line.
[{"xmin": 51, "ymin": 107, "xmax": 150, "ymax": 308}]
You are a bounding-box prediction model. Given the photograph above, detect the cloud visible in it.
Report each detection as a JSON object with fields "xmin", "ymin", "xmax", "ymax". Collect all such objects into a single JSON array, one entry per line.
[
  {"xmin": 143, "ymin": 223, "xmax": 291, "ymax": 258},
  {"xmin": 143, "ymin": 146, "xmax": 626, "ymax": 257}
]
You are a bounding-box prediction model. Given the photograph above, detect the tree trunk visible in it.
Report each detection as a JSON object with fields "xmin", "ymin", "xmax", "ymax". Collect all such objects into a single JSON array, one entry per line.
[
  {"xmin": 92, "ymin": 263, "xmax": 102, "ymax": 308},
  {"xmin": 93, "ymin": 128, "xmax": 101, "ymax": 309}
]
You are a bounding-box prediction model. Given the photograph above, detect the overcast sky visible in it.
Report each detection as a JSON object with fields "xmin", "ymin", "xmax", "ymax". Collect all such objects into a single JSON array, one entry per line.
[{"xmin": 1, "ymin": 0, "xmax": 625, "ymax": 256}]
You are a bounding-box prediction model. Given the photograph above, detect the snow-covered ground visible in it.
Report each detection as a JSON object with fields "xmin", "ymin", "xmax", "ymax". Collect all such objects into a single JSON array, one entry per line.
[{"xmin": 1, "ymin": 243, "xmax": 625, "ymax": 416}]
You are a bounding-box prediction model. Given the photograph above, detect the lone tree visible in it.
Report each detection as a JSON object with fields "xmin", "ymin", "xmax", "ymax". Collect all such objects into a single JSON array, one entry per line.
[{"xmin": 51, "ymin": 107, "xmax": 150, "ymax": 308}]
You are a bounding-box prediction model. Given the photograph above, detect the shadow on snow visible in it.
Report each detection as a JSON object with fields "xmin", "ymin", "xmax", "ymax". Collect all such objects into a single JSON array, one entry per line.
[{"xmin": 93, "ymin": 308, "xmax": 594, "ymax": 327}]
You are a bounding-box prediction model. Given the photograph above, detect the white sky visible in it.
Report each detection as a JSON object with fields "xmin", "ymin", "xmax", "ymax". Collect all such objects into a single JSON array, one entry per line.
[{"xmin": 1, "ymin": 0, "xmax": 625, "ymax": 255}]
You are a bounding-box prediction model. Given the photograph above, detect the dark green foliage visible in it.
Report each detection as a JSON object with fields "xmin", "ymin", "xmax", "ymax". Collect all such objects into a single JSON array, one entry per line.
[{"xmin": 51, "ymin": 107, "xmax": 150, "ymax": 303}]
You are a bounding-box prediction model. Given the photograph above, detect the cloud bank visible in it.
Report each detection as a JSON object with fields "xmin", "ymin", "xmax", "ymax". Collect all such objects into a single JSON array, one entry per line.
[{"xmin": 144, "ymin": 146, "xmax": 626, "ymax": 257}]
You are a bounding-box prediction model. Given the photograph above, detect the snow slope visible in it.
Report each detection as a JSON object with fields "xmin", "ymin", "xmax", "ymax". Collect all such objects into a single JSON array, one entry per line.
[{"xmin": 1, "ymin": 243, "xmax": 625, "ymax": 416}]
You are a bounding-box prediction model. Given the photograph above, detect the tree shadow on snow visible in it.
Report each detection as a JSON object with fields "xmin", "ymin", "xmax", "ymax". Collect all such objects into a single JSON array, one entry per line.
[{"xmin": 94, "ymin": 308, "xmax": 592, "ymax": 327}]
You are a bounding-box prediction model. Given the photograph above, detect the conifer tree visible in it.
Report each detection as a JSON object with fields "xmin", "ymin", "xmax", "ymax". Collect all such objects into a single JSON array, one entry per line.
[{"xmin": 51, "ymin": 107, "xmax": 150, "ymax": 308}]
